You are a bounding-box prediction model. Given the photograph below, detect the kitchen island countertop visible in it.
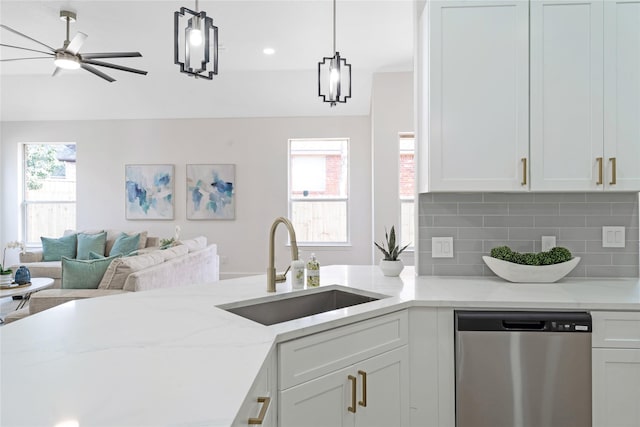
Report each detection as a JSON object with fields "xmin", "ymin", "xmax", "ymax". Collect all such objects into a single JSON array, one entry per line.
[{"xmin": 2, "ymin": 265, "xmax": 639, "ymax": 426}]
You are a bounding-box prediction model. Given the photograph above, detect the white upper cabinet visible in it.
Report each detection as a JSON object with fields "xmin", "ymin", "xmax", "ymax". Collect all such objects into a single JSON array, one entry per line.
[
  {"xmin": 530, "ymin": 0, "xmax": 604, "ymax": 191},
  {"xmin": 418, "ymin": 0, "xmax": 640, "ymax": 193},
  {"xmin": 420, "ymin": 0, "xmax": 529, "ymax": 192},
  {"xmin": 603, "ymin": 0, "xmax": 640, "ymax": 191}
]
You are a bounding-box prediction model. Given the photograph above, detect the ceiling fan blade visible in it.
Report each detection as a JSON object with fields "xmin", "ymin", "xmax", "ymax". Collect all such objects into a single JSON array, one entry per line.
[
  {"xmin": 0, "ymin": 24, "xmax": 55, "ymax": 52},
  {"xmin": 82, "ymin": 59, "xmax": 148, "ymax": 75},
  {"xmin": 52, "ymin": 67, "xmax": 62, "ymax": 77},
  {"xmin": 0, "ymin": 43, "xmax": 54, "ymax": 56},
  {"xmin": 66, "ymin": 32, "xmax": 88, "ymax": 55},
  {"xmin": 1, "ymin": 57, "xmax": 51, "ymax": 62},
  {"xmin": 80, "ymin": 63, "xmax": 115, "ymax": 82},
  {"xmin": 81, "ymin": 52, "xmax": 142, "ymax": 59}
]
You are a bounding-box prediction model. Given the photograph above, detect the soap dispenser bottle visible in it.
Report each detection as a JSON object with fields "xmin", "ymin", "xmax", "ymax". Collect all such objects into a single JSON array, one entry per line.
[
  {"xmin": 306, "ymin": 253, "xmax": 320, "ymax": 287},
  {"xmin": 291, "ymin": 259, "xmax": 305, "ymax": 289}
]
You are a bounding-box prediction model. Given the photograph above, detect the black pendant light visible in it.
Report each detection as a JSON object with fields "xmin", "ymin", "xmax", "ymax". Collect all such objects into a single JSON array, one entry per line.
[
  {"xmin": 174, "ymin": 0, "xmax": 218, "ymax": 79},
  {"xmin": 318, "ymin": 0, "xmax": 351, "ymax": 106}
]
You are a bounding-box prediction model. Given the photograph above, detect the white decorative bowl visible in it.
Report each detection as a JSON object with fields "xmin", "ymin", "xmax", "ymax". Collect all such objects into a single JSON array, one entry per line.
[{"xmin": 482, "ymin": 256, "xmax": 581, "ymax": 283}]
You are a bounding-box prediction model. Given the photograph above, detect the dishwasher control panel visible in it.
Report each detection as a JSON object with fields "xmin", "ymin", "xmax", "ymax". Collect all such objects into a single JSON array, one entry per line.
[
  {"xmin": 456, "ymin": 311, "xmax": 592, "ymax": 333},
  {"xmin": 550, "ymin": 321, "xmax": 591, "ymax": 332}
]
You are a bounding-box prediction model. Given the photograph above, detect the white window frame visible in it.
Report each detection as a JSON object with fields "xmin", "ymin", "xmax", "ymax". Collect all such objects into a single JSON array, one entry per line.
[
  {"xmin": 21, "ymin": 142, "xmax": 76, "ymax": 246},
  {"xmin": 399, "ymin": 133, "xmax": 415, "ymax": 250},
  {"xmin": 288, "ymin": 138, "xmax": 350, "ymax": 246}
]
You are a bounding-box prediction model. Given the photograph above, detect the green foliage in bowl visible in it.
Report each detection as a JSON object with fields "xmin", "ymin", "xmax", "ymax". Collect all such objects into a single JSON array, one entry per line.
[{"xmin": 490, "ymin": 246, "xmax": 572, "ymax": 266}]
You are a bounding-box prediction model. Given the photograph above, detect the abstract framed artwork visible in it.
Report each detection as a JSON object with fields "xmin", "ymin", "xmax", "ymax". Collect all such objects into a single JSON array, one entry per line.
[
  {"xmin": 125, "ymin": 164, "xmax": 174, "ymax": 220},
  {"xmin": 186, "ymin": 164, "xmax": 235, "ymax": 220}
]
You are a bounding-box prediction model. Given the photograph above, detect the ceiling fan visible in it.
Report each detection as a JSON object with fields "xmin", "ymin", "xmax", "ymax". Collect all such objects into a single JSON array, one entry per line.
[{"xmin": 0, "ymin": 10, "xmax": 148, "ymax": 82}]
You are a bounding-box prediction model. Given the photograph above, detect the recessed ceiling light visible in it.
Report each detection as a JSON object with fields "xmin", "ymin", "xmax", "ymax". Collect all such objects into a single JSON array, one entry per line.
[{"xmin": 263, "ymin": 47, "xmax": 275, "ymax": 55}]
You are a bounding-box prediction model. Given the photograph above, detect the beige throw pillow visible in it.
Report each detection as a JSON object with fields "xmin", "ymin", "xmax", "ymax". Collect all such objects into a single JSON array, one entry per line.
[{"xmin": 98, "ymin": 250, "xmax": 164, "ymax": 290}]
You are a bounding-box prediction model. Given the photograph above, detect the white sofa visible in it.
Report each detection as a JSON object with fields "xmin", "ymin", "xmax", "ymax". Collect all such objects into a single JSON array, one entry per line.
[
  {"xmin": 5, "ymin": 235, "xmax": 219, "ymax": 323},
  {"xmin": 14, "ymin": 230, "xmax": 161, "ymax": 289}
]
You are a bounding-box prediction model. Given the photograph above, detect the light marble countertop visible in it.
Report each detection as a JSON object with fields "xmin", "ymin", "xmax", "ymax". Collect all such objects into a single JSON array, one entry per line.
[{"xmin": 1, "ymin": 265, "xmax": 639, "ymax": 426}]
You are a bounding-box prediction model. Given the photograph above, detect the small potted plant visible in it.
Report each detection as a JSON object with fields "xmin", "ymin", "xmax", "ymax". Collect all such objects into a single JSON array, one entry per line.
[
  {"xmin": 1, "ymin": 241, "xmax": 25, "ymax": 285},
  {"xmin": 374, "ymin": 226, "xmax": 410, "ymax": 277}
]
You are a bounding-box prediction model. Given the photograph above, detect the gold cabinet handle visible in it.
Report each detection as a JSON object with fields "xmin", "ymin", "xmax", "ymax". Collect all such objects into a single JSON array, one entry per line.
[
  {"xmin": 521, "ymin": 158, "xmax": 527, "ymax": 186},
  {"xmin": 358, "ymin": 370, "xmax": 367, "ymax": 407},
  {"xmin": 609, "ymin": 157, "xmax": 617, "ymax": 185},
  {"xmin": 348, "ymin": 375, "xmax": 357, "ymax": 413},
  {"xmin": 248, "ymin": 396, "xmax": 271, "ymax": 425},
  {"xmin": 596, "ymin": 157, "xmax": 603, "ymax": 185}
]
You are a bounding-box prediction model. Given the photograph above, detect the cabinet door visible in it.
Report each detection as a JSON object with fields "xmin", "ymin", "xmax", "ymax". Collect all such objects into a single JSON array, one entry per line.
[
  {"xmin": 279, "ymin": 365, "xmax": 354, "ymax": 427},
  {"xmin": 530, "ymin": 0, "xmax": 604, "ymax": 191},
  {"xmin": 592, "ymin": 348, "xmax": 640, "ymax": 427},
  {"xmin": 232, "ymin": 352, "xmax": 276, "ymax": 427},
  {"xmin": 603, "ymin": 0, "xmax": 640, "ymax": 191},
  {"xmin": 426, "ymin": 0, "xmax": 529, "ymax": 191},
  {"xmin": 354, "ymin": 346, "xmax": 409, "ymax": 427}
]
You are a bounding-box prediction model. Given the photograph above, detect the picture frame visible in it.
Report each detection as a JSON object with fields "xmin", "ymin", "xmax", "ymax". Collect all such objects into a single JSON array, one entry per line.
[
  {"xmin": 125, "ymin": 164, "xmax": 174, "ymax": 220},
  {"xmin": 186, "ymin": 164, "xmax": 235, "ymax": 220}
]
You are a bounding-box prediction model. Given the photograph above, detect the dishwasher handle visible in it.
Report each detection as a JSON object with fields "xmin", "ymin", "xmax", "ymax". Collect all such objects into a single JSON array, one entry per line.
[{"xmin": 502, "ymin": 320, "xmax": 545, "ymax": 330}]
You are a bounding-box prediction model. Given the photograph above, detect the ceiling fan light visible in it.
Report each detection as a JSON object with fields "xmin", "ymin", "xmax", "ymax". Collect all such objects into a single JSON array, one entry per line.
[{"xmin": 54, "ymin": 54, "xmax": 80, "ymax": 70}]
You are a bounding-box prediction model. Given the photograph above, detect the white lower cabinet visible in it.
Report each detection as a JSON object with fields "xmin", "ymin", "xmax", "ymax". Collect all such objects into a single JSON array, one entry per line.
[
  {"xmin": 278, "ymin": 311, "xmax": 410, "ymax": 427},
  {"xmin": 592, "ymin": 311, "xmax": 640, "ymax": 427},
  {"xmin": 279, "ymin": 346, "xmax": 409, "ymax": 427},
  {"xmin": 232, "ymin": 351, "xmax": 277, "ymax": 427},
  {"xmin": 592, "ymin": 348, "xmax": 640, "ymax": 427}
]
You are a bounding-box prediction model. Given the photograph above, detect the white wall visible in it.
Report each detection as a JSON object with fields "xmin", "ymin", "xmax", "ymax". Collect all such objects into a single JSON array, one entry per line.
[
  {"xmin": 1, "ymin": 116, "xmax": 372, "ymax": 278},
  {"xmin": 371, "ymin": 72, "xmax": 414, "ymax": 265}
]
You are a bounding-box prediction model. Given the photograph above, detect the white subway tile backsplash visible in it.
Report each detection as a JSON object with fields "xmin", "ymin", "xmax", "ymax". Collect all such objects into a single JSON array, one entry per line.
[{"xmin": 418, "ymin": 192, "xmax": 640, "ymax": 278}]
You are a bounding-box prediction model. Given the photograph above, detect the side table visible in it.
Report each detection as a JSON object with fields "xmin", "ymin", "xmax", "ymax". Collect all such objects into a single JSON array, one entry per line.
[{"xmin": 0, "ymin": 277, "xmax": 55, "ymax": 323}]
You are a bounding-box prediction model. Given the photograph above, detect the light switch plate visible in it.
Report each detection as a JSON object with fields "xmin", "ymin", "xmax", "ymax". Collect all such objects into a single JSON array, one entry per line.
[
  {"xmin": 432, "ymin": 237, "xmax": 454, "ymax": 258},
  {"xmin": 602, "ymin": 226, "xmax": 625, "ymax": 248},
  {"xmin": 541, "ymin": 236, "xmax": 556, "ymax": 252}
]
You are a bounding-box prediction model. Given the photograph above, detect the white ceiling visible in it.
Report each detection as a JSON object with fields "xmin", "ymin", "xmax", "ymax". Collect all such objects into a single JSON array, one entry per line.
[{"xmin": 0, "ymin": 0, "xmax": 414, "ymax": 121}]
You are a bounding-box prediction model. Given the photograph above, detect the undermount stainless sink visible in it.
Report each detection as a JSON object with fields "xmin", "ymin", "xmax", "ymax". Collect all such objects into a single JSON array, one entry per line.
[{"xmin": 218, "ymin": 287, "xmax": 388, "ymax": 326}]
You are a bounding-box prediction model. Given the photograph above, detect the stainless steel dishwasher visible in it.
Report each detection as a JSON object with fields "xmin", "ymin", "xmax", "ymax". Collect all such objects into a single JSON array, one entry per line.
[{"xmin": 455, "ymin": 311, "xmax": 592, "ymax": 427}]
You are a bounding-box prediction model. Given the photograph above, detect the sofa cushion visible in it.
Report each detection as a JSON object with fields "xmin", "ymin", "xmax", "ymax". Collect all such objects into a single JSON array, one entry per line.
[
  {"xmin": 42, "ymin": 234, "xmax": 77, "ymax": 261},
  {"xmin": 98, "ymin": 251, "xmax": 165, "ymax": 290},
  {"xmin": 77, "ymin": 231, "xmax": 107, "ymax": 260},
  {"xmin": 105, "ymin": 230, "xmax": 148, "ymax": 254},
  {"xmin": 14, "ymin": 261, "xmax": 62, "ymax": 279},
  {"xmin": 109, "ymin": 232, "xmax": 141, "ymax": 256},
  {"xmin": 159, "ymin": 244, "xmax": 189, "ymax": 261},
  {"xmin": 179, "ymin": 236, "xmax": 207, "ymax": 252},
  {"xmin": 61, "ymin": 255, "xmax": 120, "ymax": 289}
]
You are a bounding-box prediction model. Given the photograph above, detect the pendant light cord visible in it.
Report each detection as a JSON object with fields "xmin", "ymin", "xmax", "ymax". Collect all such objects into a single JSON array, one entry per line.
[
  {"xmin": 195, "ymin": 0, "xmax": 199, "ymax": 12},
  {"xmin": 332, "ymin": 0, "xmax": 336, "ymax": 54}
]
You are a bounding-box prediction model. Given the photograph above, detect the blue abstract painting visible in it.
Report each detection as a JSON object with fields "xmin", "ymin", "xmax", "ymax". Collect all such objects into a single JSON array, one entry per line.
[
  {"xmin": 125, "ymin": 164, "xmax": 174, "ymax": 220},
  {"xmin": 186, "ymin": 164, "xmax": 235, "ymax": 220}
]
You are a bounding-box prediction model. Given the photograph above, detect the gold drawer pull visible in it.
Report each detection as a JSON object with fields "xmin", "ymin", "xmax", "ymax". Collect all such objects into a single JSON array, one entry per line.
[
  {"xmin": 521, "ymin": 158, "xmax": 527, "ymax": 186},
  {"xmin": 596, "ymin": 157, "xmax": 603, "ymax": 185},
  {"xmin": 248, "ymin": 396, "xmax": 271, "ymax": 425},
  {"xmin": 358, "ymin": 370, "xmax": 367, "ymax": 407},
  {"xmin": 348, "ymin": 375, "xmax": 357, "ymax": 413},
  {"xmin": 609, "ymin": 157, "xmax": 617, "ymax": 185}
]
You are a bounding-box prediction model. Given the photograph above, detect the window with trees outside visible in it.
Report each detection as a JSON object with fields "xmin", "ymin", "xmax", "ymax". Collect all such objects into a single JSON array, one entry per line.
[
  {"xmin": 399, "ymin": 133, "xmax": 415, "ymax": 249},
  {"xmin": 289, "ymin": 138, "xmax": 349, "ymax": 244},
  {"xmin": 23, "ymin": 144, "xmax": 76, "ymax": 245}
]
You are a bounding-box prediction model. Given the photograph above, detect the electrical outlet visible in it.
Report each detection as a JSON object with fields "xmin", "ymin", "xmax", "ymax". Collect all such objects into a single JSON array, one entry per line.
[
  {"xmin": 602, "ymin": 226, "xmax": 625, "ymax": 248},
  {"xmin": 220, "ymin": 255, "xmax": 228, "ymax": 265},
  {"xmin": 432, "ymin": 237, "xmax": 454, "ymax": 258},
  {"xmin": 541, "ymin": 236, "xmax": 556, "ymax": 252}
]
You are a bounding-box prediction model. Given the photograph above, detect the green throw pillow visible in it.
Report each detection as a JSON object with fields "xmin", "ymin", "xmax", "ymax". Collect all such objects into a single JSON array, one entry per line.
[
  {"xmin": 61, "ymin": 255, "xmax": 120, "ymax": 289},
  {"xmin": 109, "ymin": 232, "xmax": 141, "ymax": 257},
  {"xmin": 41, "ymin": 234, "xmax": 78, "ymax": 261},
  {"xmin": 77, "ymin": 231, "xmax": 107, "ymax": 260},
  {"xmin": 88, "ymin": 251, "xmax": 105, "ymax": 259}
]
